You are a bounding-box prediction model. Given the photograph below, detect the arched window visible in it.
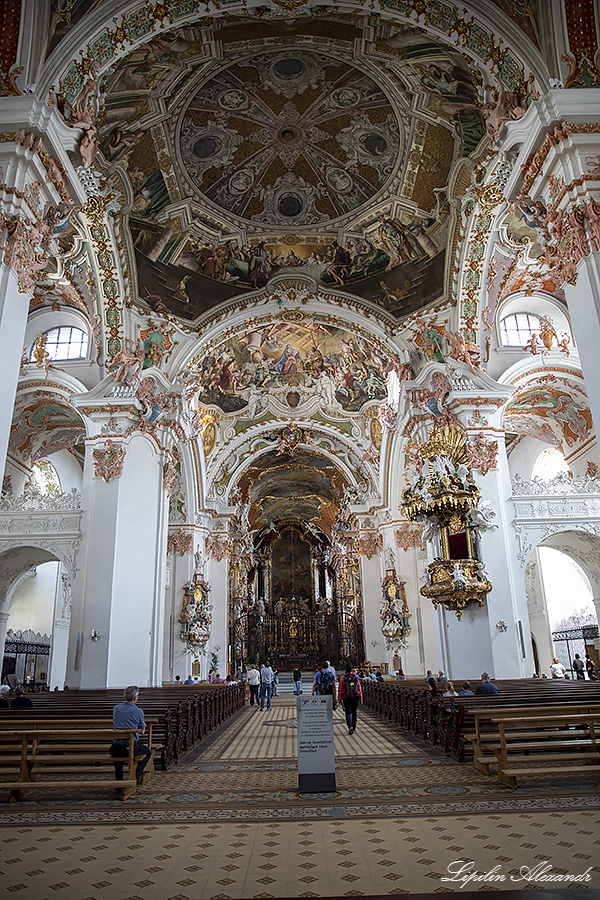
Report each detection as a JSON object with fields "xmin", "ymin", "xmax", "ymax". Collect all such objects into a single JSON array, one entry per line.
[
  {"xmin": 30, "ymin": 460, "xmax": 62, "ymax": 496},
  {"xmin": 532, "ymin": 448, "xmax": 570, "ymax": 481},
  {"xmin": 30, "ymin": 327, "xmax": 88, "ymax": 362},
  {"xmin": 499, "ymin": 313, "xmax": 541, "ymax": 348}
]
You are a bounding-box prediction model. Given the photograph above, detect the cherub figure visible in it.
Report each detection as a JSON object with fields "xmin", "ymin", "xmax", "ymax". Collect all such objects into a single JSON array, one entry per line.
[{"xmin": 445, "ymin": 329, "xmax": 481, "ymax": 374}]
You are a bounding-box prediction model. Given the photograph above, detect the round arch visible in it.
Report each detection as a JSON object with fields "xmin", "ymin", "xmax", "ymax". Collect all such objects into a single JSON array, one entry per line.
[{"xmin": 524, "ymin": 530, "xmax": 600, "ymax": 677}]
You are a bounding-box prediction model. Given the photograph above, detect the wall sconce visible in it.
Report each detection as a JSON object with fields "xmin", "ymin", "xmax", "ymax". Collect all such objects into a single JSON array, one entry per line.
[
  {"xmin": 496, "ymin": 620, "xmax": 508, "ymax": 633},
  {"xmin": 90, "ymin": 630, "xmax": 103, "ymax": 642}
]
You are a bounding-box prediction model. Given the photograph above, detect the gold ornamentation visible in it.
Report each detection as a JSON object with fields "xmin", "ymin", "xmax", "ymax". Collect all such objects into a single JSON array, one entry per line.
[
  {"xmin": 380, "ymin": 572, "xmax": 411, "ymax": 650},
  {"xmin": 180, "ymin": 575, "xmax": 212, "ymax": 650},
  {"xmin": 421, "ymin": 559, "xmax": 491, "ymax": 620},
  {"xmin": 420, "ymin": 424, "xmax": 468, "ymax": 469},
  {"xmin": 202, "ymin": 418, "xmax": 217, "ymax": 456}
]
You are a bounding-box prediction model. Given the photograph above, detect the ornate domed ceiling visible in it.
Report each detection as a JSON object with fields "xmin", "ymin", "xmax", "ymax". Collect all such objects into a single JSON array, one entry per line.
[
  {"xmin": 178, "ymin": 50, "xmax": 401, "ymax": 227},
  {"xmin": 97, "ymin": 14, "xmax": 485, "ymax": 322}
]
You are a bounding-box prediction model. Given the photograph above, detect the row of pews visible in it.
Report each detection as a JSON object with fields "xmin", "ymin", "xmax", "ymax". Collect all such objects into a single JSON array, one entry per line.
[
  {"xmin": 0, "ymin": 683, "xmax": 245, "ymax": 802},
  {"xmin": 362, "ymin": 678, "xmax": 600, "ymax": 787}
]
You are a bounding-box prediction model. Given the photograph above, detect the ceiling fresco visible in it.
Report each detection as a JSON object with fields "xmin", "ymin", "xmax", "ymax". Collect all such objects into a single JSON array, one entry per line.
[
  {"xmin": 188, "ymin": 318, "xmax": 389, "ymax": 415},
  {"xmin": 96, "ymin": 15, "xmax": 486, "ymax": 322},
  {"xmin": 504, "ymin": 374, "xmax": 594, "ymax": 457},
  {"xmin": 8, "ymin": 394, "xmax": 86, "ymax": 465},
  {"xmin": 237, "ymin": 449, "xmax": 347, "ymax": 535}
]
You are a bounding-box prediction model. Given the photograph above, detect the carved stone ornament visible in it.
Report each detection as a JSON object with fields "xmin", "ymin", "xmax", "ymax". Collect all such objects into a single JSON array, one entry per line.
[
  {"xmin": 206, "ymin": 534, "xmax": 230, "ymax": 562},
  {"xmin": 167, "ymin": 527, "xmax": 193, "ymax": 557},
  {"xmin": 163, "ymin": 454, "xmax": 177, "ymax": 496},
  {"xmin": 511, "ymin": 471, "xmax": 600, "ymax": 496},
  {"xmin": 0, "ymin": 487, "xmax": 81, "ymax": 510},
  {"xmin": 92, "ymin": 441, "xmax": 126, "ymax": 483},
  {"xmin": 395, "ymin": 522, "xmax": 424, "ymax": 552},
  {"xmin": 466, "ymin": 432, "xmax": 498, "ymax": 475},
  {"xmin": 359, "ymin": 531, "xmax": 382, "ymax": 559}
]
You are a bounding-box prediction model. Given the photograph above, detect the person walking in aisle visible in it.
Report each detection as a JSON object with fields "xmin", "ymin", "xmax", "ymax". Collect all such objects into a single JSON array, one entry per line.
[
  {"xmin": 338, "ymin": 663, "xmax": 362, "ymax": 735},
  {"xmin": 293, "ymin": 667, "xmax": 302, "ymax": 695},
  {"xmin": 260, "ymin": 661, "xmax": 274, "ymax": 711},
  {"xmin": 247, "ymin": 663, "xmax": 260, "ymax": 707}
]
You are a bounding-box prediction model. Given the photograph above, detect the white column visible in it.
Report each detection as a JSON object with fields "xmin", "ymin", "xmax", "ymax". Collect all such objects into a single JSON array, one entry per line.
[
  {"xmin": 0, "ymin": 265, "xmax": 29, "ymax": 480},
  {"xmin": 472, "ymin": 430, "xmax": 533, "ymax": 679},
  {"xmin": 207, "ymin": 555, "xmax": 228, "ymax": 678},
  {"xmin": 66, "ymin": 429, "xmax": 169, "ymax": 688},
  {"xmin": 48, "ymin": 564, "xmax": 71, "ymax": 690}
]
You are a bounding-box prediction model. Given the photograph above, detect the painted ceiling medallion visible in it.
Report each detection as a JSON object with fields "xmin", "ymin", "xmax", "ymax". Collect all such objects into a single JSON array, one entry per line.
[{"xmin": 179, "ymin": 50, "xmax": 402, "ymax": 226}]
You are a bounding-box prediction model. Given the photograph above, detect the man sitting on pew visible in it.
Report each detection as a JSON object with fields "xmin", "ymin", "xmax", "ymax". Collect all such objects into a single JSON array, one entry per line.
[
  {"xmin": 474, "ymin": 672, "xmax": 499, "ymax": 695},
  {"xmin": 110, "ymin": 685, "xmax": 152, "ymax": 786}
]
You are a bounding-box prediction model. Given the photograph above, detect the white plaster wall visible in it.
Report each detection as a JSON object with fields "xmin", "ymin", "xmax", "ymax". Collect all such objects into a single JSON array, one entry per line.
[
  {"xmin": 46, "ymin": 449, "xmax": 83, "ymax": 493},
  {"xmin": 207, "ymin": 557, "xmax": 228, "ymax": 678},
  {"xmin": 508, "ymin": 436, "xmax": 557, "ymax": 481},
  {"xmin": 8, "ymin": 562, "xmax": 58, "ymax": 635}
]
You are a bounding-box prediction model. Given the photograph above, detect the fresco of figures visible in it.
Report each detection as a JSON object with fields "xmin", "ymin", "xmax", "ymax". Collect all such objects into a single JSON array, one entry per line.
[
  {"xmin": 93, "ymin": 15, "xmax": 485, "ymax": 320},
  {"xmin": 191, "ymin": 322, "xmax": 389, "ymax": 415}
]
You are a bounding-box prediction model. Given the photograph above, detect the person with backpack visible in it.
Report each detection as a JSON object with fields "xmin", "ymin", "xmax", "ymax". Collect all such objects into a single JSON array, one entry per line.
[
  {"xmin": 312, "ymin": 661, "xmax": 335, "ymax": 700},
  {"xmin": 338, "ymin": 663, "xmax": 363, "ymax": 735}
]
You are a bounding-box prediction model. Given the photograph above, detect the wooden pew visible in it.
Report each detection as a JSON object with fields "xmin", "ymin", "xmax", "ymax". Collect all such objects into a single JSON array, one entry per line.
[
  {"xmin": 464, "ymin": 704, "xmax": 600, "ymax": 774},
  {"xmin": 0, "ymin": 684, "xmax": 246, "ymax": 770},
  {"xmin": 361, "ymin": 679, "xmax": 600, "ymax": 761},
  {"xmin": 0, "ymin": 726, "xmax": 153, "ymax": 802},
  {"xmin": 492, "ymin": 711, "xmax": 600, "ymax": 788}
]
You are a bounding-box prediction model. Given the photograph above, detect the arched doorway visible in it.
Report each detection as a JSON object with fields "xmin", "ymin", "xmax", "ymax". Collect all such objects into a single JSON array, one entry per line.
[{"xmin": 526, "ymin": 534, "xmax": 600, "ymax": 677}]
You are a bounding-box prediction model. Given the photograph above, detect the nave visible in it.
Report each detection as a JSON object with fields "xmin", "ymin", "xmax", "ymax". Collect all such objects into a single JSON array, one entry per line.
[{"xmin": 1, "ymin": 695, "xmax": 599, "ymax": 899}]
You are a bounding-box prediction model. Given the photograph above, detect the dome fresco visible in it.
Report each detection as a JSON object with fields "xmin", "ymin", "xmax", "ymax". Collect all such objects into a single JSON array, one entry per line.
[
  {"xmin": 178, "ymin": 51, "xmax": 401, "ymax": 226},
  {"xmin": 96, "ymin": 15, "xmax": 485, "ymax": 322}
]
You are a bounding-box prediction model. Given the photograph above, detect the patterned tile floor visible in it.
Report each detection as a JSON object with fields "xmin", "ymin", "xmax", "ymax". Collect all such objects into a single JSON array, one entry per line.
[{"xmin": 1, "ymin": 699, "xmax": 599, "ymax": 899}]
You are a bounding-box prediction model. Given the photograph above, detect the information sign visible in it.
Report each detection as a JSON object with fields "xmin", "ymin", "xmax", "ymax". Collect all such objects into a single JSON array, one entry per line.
[{"xmin": 296, "ymin": 695, "xmax": 336, "ymax": 792}]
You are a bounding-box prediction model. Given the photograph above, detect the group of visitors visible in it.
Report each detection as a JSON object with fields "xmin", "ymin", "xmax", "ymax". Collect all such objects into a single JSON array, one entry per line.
[
  {"xmin": 426, "ymin": 672, "xmax": 499, "ymax": 696},
  {"xmin": 245, "ymin": 661, "xmax": 278, "ymax": 711},
  {"xmin": 311, "ymin": 660, "xmax": 364, "ymax": 735},
  {"xmin": 0, "ymin": 683, "xmax": 34, "ymax": 708},
  {"xmin": 548, "ymin": 653, "xmax": 598, "ymax": 679}
]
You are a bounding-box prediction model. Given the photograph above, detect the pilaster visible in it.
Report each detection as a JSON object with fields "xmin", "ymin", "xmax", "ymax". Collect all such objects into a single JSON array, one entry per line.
[{"xmin": 65, "ymin": 373, "xmax": 186, "ymax": 687}]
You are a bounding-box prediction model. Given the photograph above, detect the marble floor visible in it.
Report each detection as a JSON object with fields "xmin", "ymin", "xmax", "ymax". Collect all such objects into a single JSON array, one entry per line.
[{"xmin": 1, "ymin": 699, "xmax": 599, "ymax": 899}]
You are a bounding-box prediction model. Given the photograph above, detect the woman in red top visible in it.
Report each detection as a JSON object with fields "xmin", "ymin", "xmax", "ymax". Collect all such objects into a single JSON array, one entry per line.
[{"xmin": 338, "ymin": 664, "xmax": 363, "ymax": 735}]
